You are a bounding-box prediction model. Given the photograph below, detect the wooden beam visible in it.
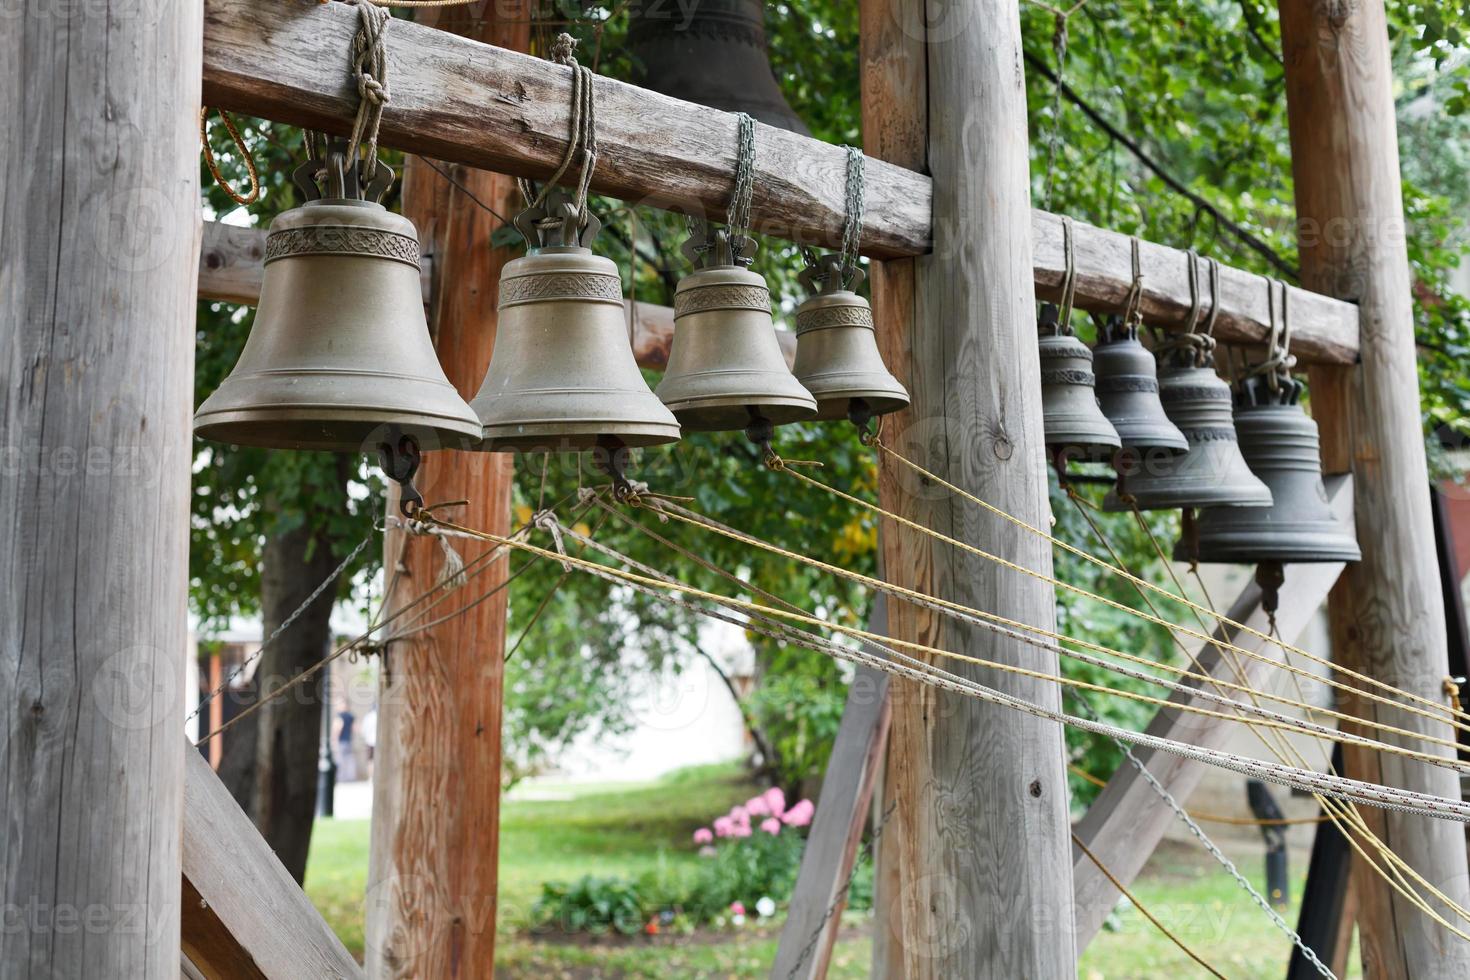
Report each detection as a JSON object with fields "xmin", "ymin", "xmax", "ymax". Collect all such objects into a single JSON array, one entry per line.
[
  {"xmin": 182, "ymin": 744, "xmax": 362, "ymax": 979},
  {"xmin": 364, "ymin": 8, "xmax": 527, "ymax": 978},
  {"xmin": 1, "ymin": 5, "xmax": 199, "ymax": 976},
  {"xmin": 1280, "ymin": 2, "xmax": 1470, "ymax": 975},
  {"xmin": 869, "ymin": 0, "xmax": 1077, "ymax": 974},
  {"xmin": 773, "ymin": 600, "xmax": 893, "ymax": 980},
  {"xmin": 1071, "ymin": 475, "xmax": 1353, "ymax": 947},
  {"xmin": 199, "ymin": 0, "xmax": 1361, "ymax": 363}
]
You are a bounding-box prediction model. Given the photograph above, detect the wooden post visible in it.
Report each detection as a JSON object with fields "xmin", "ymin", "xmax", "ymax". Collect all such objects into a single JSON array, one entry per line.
[
  {"xmin": 364, "ymin": 8, "xmax": 528, "ymax": 977},
  {"xmin": 1, "ymin": 5, "xmax": 200, "ymax": 976},
  {"xmin": 1278, "ymin": 1, "xmax": 1470, "ymax": 975},
  {"xmin": 862, "ymin": 1, "xmax": 1077, "ymax": 975}
]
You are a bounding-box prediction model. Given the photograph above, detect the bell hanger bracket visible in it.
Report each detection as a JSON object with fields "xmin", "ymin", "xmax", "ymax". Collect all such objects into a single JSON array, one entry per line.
[
  {"xmin": 799, "ymin": 248, "xmax": 865, "ymax": 296},
  {"xmin": 514, "ymin": 189, "xmax": 601, "ymax": 251},
  {"xmin": 293, "ymin": 133, "xmax": 395, "ymax": 205},
  {"xmin": 682, "ymin": 216, "xmax": 757, "ymax": 269}
]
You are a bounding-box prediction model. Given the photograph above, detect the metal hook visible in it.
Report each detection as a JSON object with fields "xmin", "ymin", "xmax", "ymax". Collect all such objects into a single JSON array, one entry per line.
[{"xmin": 377, "ymin": 432, "xmax": 424, "ymax": 518}]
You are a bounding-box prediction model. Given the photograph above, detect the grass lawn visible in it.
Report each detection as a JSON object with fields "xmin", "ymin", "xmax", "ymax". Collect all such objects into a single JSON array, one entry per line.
[{"xmin": 305, "ymin": 765, "xmax": 1358, "ymax": 977}]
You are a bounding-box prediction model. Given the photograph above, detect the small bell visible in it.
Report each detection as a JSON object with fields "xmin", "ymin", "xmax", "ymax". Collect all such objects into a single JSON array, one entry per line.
[
  {"xmin": 656, "ymin": 222, "xmax": 816, "ymax": 432},
  {"xmin": 471, "ymin": 194, "xmax": 681, "ymax": 453},
  {"xmin": 1180, "ymin": 373, "xmax": 1359, "ymax": 565},
  {"xmin": 1038, "ymin": 303, "xmax": 1120, "ymax": 464},
  {"xmin": 194, "ymin": 144, "xmax": 481, "ymax": 453},
  {"xmin": 791, "ymin": 254, "xmax": 909, "ymax": 425},
  {"xmin": 1103, "ymin": 344, "xmax": 1271, "ymax": 512},
  {"xmin": 1093, "ymin": 314, "xmax": 1189, "ymax": 456}
]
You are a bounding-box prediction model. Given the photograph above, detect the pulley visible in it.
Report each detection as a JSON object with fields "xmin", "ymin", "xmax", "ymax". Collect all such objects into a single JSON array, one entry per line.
[
  {"xmin": 1180, "ymin": 373, "xmax": 1359, "ymax": 565},
  {"xmin": 1093, "ymin": 314, "xmax": 1189, "ymax": 478},
  {"xmin": 470, "ymin": 194, "xmax": 682, "ymax": 453},
  {"xmin": 656, "ymin": 221, "xmax": 816, "ymax": 432},
  {"xmin": 791, "ymin": 254, "xmax": 909, "ymax": 426},
  {"xmin": 1038, "ymin": 303, "xmax": 1120, "ymax": 464},
  {"xmin": 193, "ymin": 140, "xmax": 482, "ymax": 454},
  {"xmin": 627, "ymin": 0, "xmax": 809, "ymax": 134},
  {"xmin": 1103, "ymin": 354, "xmax": 1271, "ymax": 512}
]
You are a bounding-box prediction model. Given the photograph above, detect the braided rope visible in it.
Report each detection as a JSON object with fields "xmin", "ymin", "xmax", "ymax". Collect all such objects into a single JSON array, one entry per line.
[{"xmin": 345, "ymin": 0, "xmax": 391, "ymax": 184}]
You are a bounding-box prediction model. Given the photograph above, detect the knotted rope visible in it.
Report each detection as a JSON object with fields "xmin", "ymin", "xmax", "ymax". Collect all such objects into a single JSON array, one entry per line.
[
  {"xmin": 345, "ymin": 0, "xmax": 391, "ymax": 186},
  {"xmin": 1153, "ymin": 251, "xmax": 1220, "ymax": 368},
  {"xmin": 518, "ymin": 33, "xmax": 599, "ymax": 229}
]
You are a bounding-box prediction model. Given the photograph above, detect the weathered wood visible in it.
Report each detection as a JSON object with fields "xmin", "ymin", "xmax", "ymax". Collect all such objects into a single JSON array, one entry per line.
[
  {"xmin": 196, "ymin": 0, "xmax": 1363, "ymax": 362},
  {"xmin": 772, "ymin": 600, "xmax": 892, "ymax": 980},
  {"xmin": 1280, "ymin": 2, "xmax": 1470, "ymax": 975},
  {"xmin": 1071, "ymin": 476, "xmax": 1352, "ymax": 947},
  {"xmin": 0, "ymin": 5, "xmax": 200, "ymax": 976},
  {"xmin": 182, "ymin": 743, "xmax": 361, "ymax": 979},
  {"xmin": 869, "ymin": 0, "xmax": 1077, "ymax": 974},
  {"xmin": 364, "ymin": 9, "xmax": 527, "ymax": 979}
]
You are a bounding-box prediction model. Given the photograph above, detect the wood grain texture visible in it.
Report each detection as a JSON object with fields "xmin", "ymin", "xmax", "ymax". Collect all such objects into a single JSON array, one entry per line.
[
  {"xmin": 1071, "ymin": 476, "xmax": 1352, "ymax": 947},
  {"xmin": 772, "ymin": 600, "xmax": 892, "ymax": 980},
  {"xmin": 364, "ymin": 8, "xmax": 527, "ymax": 978},
  {"xmin": 0, "ymin": 5, "xmax": 200, "ymax": 976},
  {"xmin": 865, "ymin": 1, "xmax": 1076, "ymax": 974},
  {"xmin": 1279, "ymin": 2, "xmax": 1470, "ymax": 976},
  {"xmin": 181, "ymin": 745, "xmax": 361, "ymax": 979}
]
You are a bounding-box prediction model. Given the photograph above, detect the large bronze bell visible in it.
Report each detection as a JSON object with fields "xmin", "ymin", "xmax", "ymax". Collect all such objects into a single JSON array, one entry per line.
[
  {"xmin": 627, "ymin": 0, "xmax": 808, "ymax": 134},
  {"xmin": 194, "ymin": 150, "xmax": 481, "ymax": 453},
  {"xmin": 791, "ymin": 255, "xmax": 909, "ymax": 424},
  {"xmin": 1181, "ymin": 374, "xmax": 1359, "ymax": 564},
  {"xmin": 471, "ymin": 195, "xmax": 681, "ymax": 453},
  {"xmin": 656, "ymin": 223, "xmax": 816, "ymax": 431},
  {"xmin": 1037, "ymin": 304, "xmax": 1120, "ymax": 463},
  {"xmin": 1103, "ymin": 348, "xmax": 1271, "ymax": 512},
  {"xmin": 1093, "ymin": 315, "xmax": 1188, "ymax": 484}
]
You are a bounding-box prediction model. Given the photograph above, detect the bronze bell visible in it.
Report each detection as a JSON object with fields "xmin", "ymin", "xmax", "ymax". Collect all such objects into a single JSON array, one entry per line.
[
  {"xmin": 1093, "ymin": 315, "xmax": 1189, "ymax": 478},
  {"xmin": 471, "ymin": 194, "xmax": 681, "ymax": 453},
  {"xmin": 194, "ymin": 150, "xmax": 481, "ymax": 453},
  {"xmin": 1181, "ymin": 374, "xmax": 1359, "ymax": 564},
  {"xmin": 1103, "ymin": 347, "xmax": 1271, "ymax": 512},
  {"xmin": 656, "ymin": 223, "xmax": 816, "ymax": 432},
  {"xmin": 791, "ymin": 255, "xmax": 909, "ymax": 424},
  {"xmin": 1038, "ymin": 304, "xmax": 1120, "ymax": 464},
  {"xmin": 627, "ymin": 0, "xmax": 808, "ymax": 135}
]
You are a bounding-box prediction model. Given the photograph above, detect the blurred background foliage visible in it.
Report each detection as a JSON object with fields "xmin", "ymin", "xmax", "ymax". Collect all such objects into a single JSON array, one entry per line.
[{"xmin": 195, "ymin": 0, "xmax": 1470, "ymax": 805}]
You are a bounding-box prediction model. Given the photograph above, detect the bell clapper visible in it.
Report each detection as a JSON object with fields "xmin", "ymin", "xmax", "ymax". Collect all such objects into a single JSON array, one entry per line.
[
  {"xmin": 377, "ymin": 432, "xmax": 425, "ymax": 518},
  {"xmin": 592, "ymin": 435, "xmax": 639, "ymax": 503},
  {"xmin": 1254, "ymin": 560, "xmax": 1286, "ymax": 631},
  {"xmin": 744, "ymin": 408, "xmax": 777, "ymax": 466}
]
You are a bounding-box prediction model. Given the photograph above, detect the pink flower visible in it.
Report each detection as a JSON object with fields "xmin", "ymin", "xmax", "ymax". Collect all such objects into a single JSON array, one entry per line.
[
  {"xmin": 730, "ymin": 901, "xmax": 746, "ymax": 916},
  {"xmin": 713, "ymin": 816, "xmax": 734, "ymax": 838},
  {"xmin": 781, "ymin": 799, "xmax": 815, "ymax": 828},
  {"xmin": 728, "ymin": 805, "xmax": 750, "ymax": 825},
  {"xmin": 693, "ymin": 827, "xmax": 714, "ymax": 845},
  {"xmin": 762, "ymin": 786, "xmax": 786, "ymax": 818},
  {"xmin": 760, "ymin": 817, "xmax": 781, "ymax": 835},
  {"xmin": 730, "ymin": 823, "xmax": 752, "ymax": 838},
  {"xmin": 745, "ymin": 795, "xmax": 770, "ymax": 817}
]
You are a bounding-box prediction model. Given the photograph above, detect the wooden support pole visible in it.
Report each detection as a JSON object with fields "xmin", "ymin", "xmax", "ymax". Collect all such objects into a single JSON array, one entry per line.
[
  {"xmin": 1071, "ymin": 475, "xmax": 1350, "ymax": 947},
  {"xmin": 1278, "ymin": 2, "xmax": 1470, "ymax": 975},
  {"xmin": 364, "ymin": 9, "xmax": 528, "ymax": 978},
  {"xmin": 864, "ymin": 1, "xmax": 1076, "ymax": 974},
  {"xmin": 1, "ymin": 5, "xmax": 200, "ymax": 976},
  {"xmin": 198, "ymin": 0, "xmax": 1361, "ymax": 363}
]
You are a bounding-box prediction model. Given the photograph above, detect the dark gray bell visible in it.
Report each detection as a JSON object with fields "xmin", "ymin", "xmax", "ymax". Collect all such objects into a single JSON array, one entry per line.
[
  {"xmin": 656, "ymin": 227, "xmax": 816, "ymax": 431},
  {"xmin": 1093, "ymin": 315, "xmax": 1189, "ymax": 459},
  {"xmin": 792, "ymin": 256, "xmax": 908, "ymax": 424},
  {"xmin": 1103, "ymin": 356, "xmax": 1272, "ymax": 512},
  {"xmin": 1038, "ymin": 304, "xmax": 1120, "ymax": 463},
  {"xmin": 1180, "ymin": 375, "xmax": 1359, "ymax": 564},
  {"xmin": 627, "ymin": 0, "xmax": 809, "ymax": 135}
]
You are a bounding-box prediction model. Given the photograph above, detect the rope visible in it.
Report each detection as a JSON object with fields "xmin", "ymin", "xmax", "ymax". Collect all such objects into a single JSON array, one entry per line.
[
  {"xmin": 186, "ymin": 533, "xmax": 373, "ymax": 724},
  {"xmin": 1153, "ymin": 252, "xmax": 1218, "ymax": 368},
  {"xmin": 1243, "ymin": 277, "xmax": 1297, "ymax": 394},
  {"xmin": 422, "ymin": 509, "xmax": 1470, "ymax": 825},
  {"xmin": 517, "ymin": 33, "xmax": 598, "ymax": 227},
  {"xmin": 727, "ymin": 112, "xmax": 757, "ymax": 251},
  {"xmin": 345, "ymin": 0, "xmax": 391, "ymax": 185},
  {"xmin": 868, "ymin": 438, "xmax": 1470, "ymax": 734},
  {"xmin": 199, "ymin": 107, "xmax": 261, "ymax": 206},
  {"xmin": 1071, "ymin": 832, "xmax": 1229, "ymax": 979}
]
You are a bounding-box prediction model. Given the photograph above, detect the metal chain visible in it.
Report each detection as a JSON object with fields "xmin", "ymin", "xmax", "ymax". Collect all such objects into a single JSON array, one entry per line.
[
  {"xmin": 185, "ymin": 533, "xmax": 374, "ymax": 724},
  {"xmin": 727, "ymin": 112, "xmax": 757, "ymax": 250},
  {"xmin": 1073, "ymin": 695, "xmax": 1338, "ymax": 980},
  {"xmin": 840, "ymin": 145, "xmax": 865, "ymax": 286}
]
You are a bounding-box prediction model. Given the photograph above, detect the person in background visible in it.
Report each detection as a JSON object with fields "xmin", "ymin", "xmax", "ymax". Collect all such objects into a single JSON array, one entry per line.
[{"xmin": 335, "ymin": 707, "xmax": 357, "ymax": 782}]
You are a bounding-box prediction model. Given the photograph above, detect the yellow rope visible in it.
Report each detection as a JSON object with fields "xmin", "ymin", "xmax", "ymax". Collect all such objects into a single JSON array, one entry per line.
[
  {"xmin": 871, "ymin": 439, "xmax": 1469, "ymax": 731},
  {"xmin": 199, "ymin": 107, "xmax": 260, "ymax": 207},
  {"xmin": 1071, "ymin": 832, "xmax": 1230, "ymax": 979}
]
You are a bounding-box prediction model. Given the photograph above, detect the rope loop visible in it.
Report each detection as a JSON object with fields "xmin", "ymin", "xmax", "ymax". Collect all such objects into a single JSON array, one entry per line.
[
  {"xmin": 517, "ymin": 33, "xmax": 599, "ymax": 230},
  {"xmin": 199, "ymin": 107, "xmax": 261, "ymax": 206},
  {"xmin": 1057, "ymin": 215, "xmax": 1079, "ymax": 334},
  {"xmin": 345, "ymin": 0, "xmax": 392, "ymax": 185}
]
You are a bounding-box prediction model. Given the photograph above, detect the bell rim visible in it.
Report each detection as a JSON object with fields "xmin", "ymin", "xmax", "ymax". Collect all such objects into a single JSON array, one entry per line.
[
  {"xmin": 669, "ymin": 399, "xmax": 819, "ymax": 431},
  {"xmin": 478, "ymin": 420, "xmax": 682, "ymax": 453},
  {"xmin": 192, "ymin": 410, "xmax": 484, "ymax": 453},
  {"xmin": 809, "ymin": 392, "xmax": 910, "ymax": 422}
]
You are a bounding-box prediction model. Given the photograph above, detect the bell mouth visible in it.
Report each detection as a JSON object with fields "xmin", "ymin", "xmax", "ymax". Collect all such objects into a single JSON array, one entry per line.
[
  {"xmin": 479, "ymin": 421, "xmax": 682, "ymax": 453},
  {"xmin": 192, "ymin": 411, "xmax": 484, "ymax": 453},
  {"xmin": 668, "ymin": 396, "xmax": 817, "ymax": 433},
  {"xmin": 808, "ymin": 392, "xmax": 909, "ymax": 423}
]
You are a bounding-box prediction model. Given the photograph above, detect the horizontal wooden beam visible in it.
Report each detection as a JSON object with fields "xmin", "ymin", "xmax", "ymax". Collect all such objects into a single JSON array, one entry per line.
[
  {"xmin": 201, "ymin": 0, "xmax": 1358, "ymax": 363},
  {"xmin": 1071, "ymin": 474, "xmax": 1353, "ymax": 948},
  {"xmin": 182, "ymin": 743, "xmax": 363, "ymax": 979}
]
